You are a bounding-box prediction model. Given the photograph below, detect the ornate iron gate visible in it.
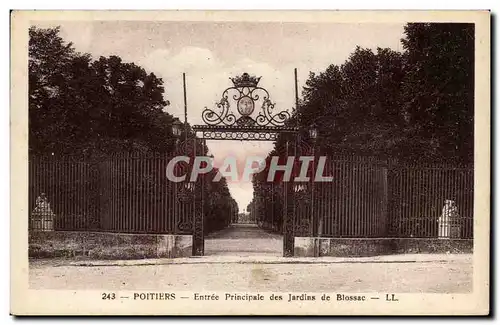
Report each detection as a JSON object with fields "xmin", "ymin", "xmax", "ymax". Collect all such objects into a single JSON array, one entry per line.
[{"xmin": 185, "ymin": 72, "xmax": 308, "ymax": 257}]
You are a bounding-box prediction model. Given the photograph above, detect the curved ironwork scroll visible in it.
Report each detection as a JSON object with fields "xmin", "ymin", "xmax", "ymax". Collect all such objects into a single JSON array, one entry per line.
[
  {"xmin": 201, "ymin": 73, "xmax": 291, "ymax": 128},
  {"xmin": 201, "ymin": 96, "xmax": 236, "ymax": 126},
  {"xmin": 177, "ymin": 221, "xmax": 193, "ymax": 232},
  {"xmin": 255, "ymin": 96, "xmax": 290, "ymax": 127}
]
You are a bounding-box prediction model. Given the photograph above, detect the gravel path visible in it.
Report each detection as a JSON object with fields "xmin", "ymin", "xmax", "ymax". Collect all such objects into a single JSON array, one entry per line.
[
  {"xmin": 205, "ymin": 224, "xmax": 282, "ymax": 256},
  {"xmin": 29, "ymin": 259, "xmax": 472, "ymax": 293},
  {"xmin": 29, "ymin": 224, "xmax": 472, "ymax": 293}
]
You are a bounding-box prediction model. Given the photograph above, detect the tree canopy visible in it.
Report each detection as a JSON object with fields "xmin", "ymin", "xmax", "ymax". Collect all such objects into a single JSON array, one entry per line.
[
  {"xmin": 28, "ymin": 26, "xmax": 239, "ymax": 227},
  {"xmin": 252, "ymin": 23, "xmax": 475, "ymax": 233},
  {"xmin": 29, "ymin": 26, "xmax": 176, "ymax": 156},
  {"xmin": 289, "ymin": 23, "xmax": 474, "ymax": 164}
]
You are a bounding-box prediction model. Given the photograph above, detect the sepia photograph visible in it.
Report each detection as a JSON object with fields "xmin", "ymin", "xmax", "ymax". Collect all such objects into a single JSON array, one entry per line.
[{"xmin": 10, "ymin": 10, "xmax": 490, "ymax": 315}]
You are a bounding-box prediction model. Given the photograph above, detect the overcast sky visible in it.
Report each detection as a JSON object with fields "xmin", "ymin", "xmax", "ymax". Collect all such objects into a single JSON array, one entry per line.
[{"xmin": 37, "ymin": 21, "xmax": 406, "ymax": 212}]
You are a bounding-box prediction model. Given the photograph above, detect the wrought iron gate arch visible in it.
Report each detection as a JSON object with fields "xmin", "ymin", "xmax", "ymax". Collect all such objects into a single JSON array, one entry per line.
[{"xmin": 180, "ymin": 72, "xmax": 313, "ymax": 257}]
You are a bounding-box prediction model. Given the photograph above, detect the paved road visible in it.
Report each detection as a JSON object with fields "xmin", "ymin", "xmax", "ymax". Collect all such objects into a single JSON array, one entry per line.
[{"xmin": 205, "ymin": 223, "xmax": 283, "ymax": 257}]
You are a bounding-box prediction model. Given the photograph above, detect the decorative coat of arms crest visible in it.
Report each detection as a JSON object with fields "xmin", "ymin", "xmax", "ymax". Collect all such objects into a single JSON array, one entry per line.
[{"xmin": 198, "ymin": 72, "xmax": 291, "ymax": 128}]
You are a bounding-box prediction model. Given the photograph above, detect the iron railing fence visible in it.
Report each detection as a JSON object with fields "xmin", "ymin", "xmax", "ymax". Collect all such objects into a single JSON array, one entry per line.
[
  {"xmin": 29, "ymin": 155, "xmax": 474, "ymax": 239},
  {"xmin": 387, "ymin": 165, "xmax": 473, "ymax": 239},
  {"xmin": 28, "ymin": 154, "xmax": 233, "ymax": 235},
  {"xmin": 256, "ymin": 156, "xmax": 474, "ymax": 239},
  {"xmin": 29, "ymin": 158, "xmax": 100, "ymax": 231},
  {"xmin": 311, "ymin": 160, "xmax": 388, "ymax": 238}
]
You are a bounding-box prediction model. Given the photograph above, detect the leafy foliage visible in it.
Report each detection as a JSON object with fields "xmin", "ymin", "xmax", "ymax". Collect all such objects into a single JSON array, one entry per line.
[
  {"xmin": 29, "ymin": 26, "xmax": 174, "ymax": 156},
  {"xmin": 299, "ymin": 46, "xmax": 408, "ymax": 158},
  {"xmin": 28, "ymin": 26, "xmax": 238, "ymax": 231},
  {"xmin": 269, "ymin": 23, "xmax": 475, "ymax": 164},
  {"xmin": 253, "ymin": 23, "xmax": 475, "ymax": 233},
  {"xmin": 400, "ymin": 23, "xmax": 474, "ymax": 163}
]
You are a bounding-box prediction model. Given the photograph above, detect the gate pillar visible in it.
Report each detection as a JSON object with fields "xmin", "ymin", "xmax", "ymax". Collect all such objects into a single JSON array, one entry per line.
[
  {"xmin": 283, "ymin": 180, "xmax": 295, "ymax": 257},
  {"xmin": 192, "ymin": 179, "xmax": 204, "ymax": 256},
  {"xmin": 192, "ymin": 139, "xmax": 205, "ymax": 256}
]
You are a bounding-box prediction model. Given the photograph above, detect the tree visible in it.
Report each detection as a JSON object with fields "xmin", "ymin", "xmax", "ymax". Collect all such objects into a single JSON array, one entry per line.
[
  {"xmin": 29, "ymin": 26, "xmax": 87, "ymax": 154},
  {"xmin": 90, "ymin": 56, "xmax": 171, "ymax": 151},
  {"xmin": 29, "ymin": 26, "xmax": 175, "ymax": 156},
  {"xmin": 253, "ymin": 23, "xmax": 475, "ymax": 233},
  {"xmin": 204, "ymin": 171, "xmax": 238, "ymax": 233},
  {"xmin": 298, "ymin": 46, "xmax": 406, "ymax": 158},
  {"xmin": 285, "ymin": 23, "xmax": 474, "ymax": 163},
  {"xmin": 401, "ymin": 23, "xmax": 474, "ymax": 163},
  {"xmin": 29, "ymin": 26, "xmax": 238, "ymax": 233}
]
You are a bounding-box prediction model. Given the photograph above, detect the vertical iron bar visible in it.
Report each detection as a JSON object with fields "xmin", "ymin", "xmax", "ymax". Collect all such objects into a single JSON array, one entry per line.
[
  {"xmin": 110, "ymin": 158, "xmax": 114, "ymax": 231},
  {"xmin": 310, "ymin": 144, "xmax": 315, "ymax": 238},
  {"xmin": 183, "ymin": 73, "xmax": 188, "ymax": 143},
  {"xmin": 294, "ymin": 68, "xmax": 299, "ymax": 128}
]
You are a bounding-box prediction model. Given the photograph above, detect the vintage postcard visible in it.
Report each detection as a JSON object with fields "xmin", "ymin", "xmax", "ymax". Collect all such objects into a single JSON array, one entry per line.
[{"xmin": 10, "ymin": 10, "xmax": 490, "ymax": 315}]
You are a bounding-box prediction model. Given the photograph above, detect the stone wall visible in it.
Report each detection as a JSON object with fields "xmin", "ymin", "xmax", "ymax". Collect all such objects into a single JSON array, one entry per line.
[
  {"xmin": 29, "ymin": 231, "xmax": 192, "ymax": 259},
  {"xmin": 294, "ymin": 237, "xmax": 473, "ymax": 257}
]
